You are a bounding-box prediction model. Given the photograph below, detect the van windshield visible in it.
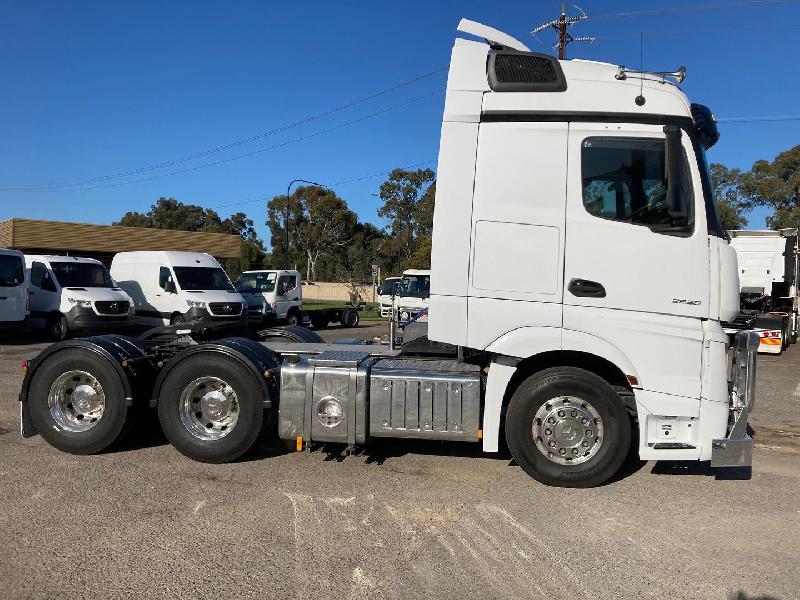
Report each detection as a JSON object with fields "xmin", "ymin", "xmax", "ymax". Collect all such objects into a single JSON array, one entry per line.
[
  {"xmin": 399, "ymin": 274, "xmax": 430, "ymax": 298},
  {"xmin": 236, "ymin": 272, "xmax": 277, "ymax": 293},
  {"xmin": 0, "ymin": 255, "xmax": 24, "ymax": 287},
  {"xmin": 51, "ymin": 262, "xmax": 114, "ymax": 288},
  {"xmin": 174, "ymin": 267, "xmax": 234, "ymax": 291}
]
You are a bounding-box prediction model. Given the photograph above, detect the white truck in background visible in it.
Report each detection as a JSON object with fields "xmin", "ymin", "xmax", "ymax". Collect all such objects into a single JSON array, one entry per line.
[
  {"xmin": 235, "ymin": 269, "xmax": 303, "ymax": 325},
  {"xmin": 395, "ymin": 269, "xmax": 430, "ymax": 323},
  {"xmin": 25, "ymin": 255, "xmax": 133, "ymax": 340},
  {"xmin": 111, "ymin": 251, "xmax": 247, "ymax": 327},
  {"xmin": 19, "ymin": 18, "xmax": 757, "ymax": 488},
  {"xmin": 377, "ymin": 276, "xmax": 401, "ymax": 317},
  {"xmin": 728, "ymin": 229, "xmax": 798, "ymax": 354},
  {"xmin": 0, "ymin": 249, "xmax": 28, "ymax": 327}
]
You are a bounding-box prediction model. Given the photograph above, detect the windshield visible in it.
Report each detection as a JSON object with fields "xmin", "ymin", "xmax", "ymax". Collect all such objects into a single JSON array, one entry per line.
[
  {"xmin": 174, "ymin": 266, "xmax": 234, "ymax": 291},
  {"xmin": 0, "ymin": 255, "xmax": 24, "ymax": 287},
  {"xmin": 51, "ymin": 262, "xmax": 114, "ymax": 288},
  {"xmin": 398, "ymin": 274, "xmax": 430, "ymax": 298},
  {"xmin": 236, "ymin": 272, "xmax": 276, "ymax": 293},
  {"xmin": 379, "ymin": 279, "xmax": 400, "ymax": 296}
]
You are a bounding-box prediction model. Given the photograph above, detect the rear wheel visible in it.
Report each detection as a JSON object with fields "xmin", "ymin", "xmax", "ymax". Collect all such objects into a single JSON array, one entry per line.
[
  {"xmin": 340, "ymin": 308, "xmax": 359, "ymax": 328},
  {"xmin": 171, "ymin": 314, "xmax": 187, "ymax": 325},
  {"xmin": 27, "ymin": 349, "xmax": 131, "ymax": 454},
  {"xmin": 505, "ymin": 367, "xmax": 631, "ymax": 488},
  {"xmin": 157, "ymin": 353, "xmax": 265, "ymax": 463}
]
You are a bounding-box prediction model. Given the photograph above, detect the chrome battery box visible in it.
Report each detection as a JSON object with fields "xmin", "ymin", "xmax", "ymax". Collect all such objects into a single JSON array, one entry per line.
[
  {"xmin": 368, "ymin": 359, "xmax": 481, "ymax": 441},
  {"xmin": 279, "ymin": 351, "xmax": 375, "ymax": 445}
]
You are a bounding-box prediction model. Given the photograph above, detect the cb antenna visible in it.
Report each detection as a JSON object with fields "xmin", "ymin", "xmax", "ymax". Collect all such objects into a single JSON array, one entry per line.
[{"xmin": 531, "ymin": 2, "xmax": 595, "ymax": 59}]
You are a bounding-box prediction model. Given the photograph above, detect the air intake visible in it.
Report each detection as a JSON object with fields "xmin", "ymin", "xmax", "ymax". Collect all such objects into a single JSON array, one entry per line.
[{"xmin": 488, "ymin": 50, "xmax": 567, "ymax": 92}]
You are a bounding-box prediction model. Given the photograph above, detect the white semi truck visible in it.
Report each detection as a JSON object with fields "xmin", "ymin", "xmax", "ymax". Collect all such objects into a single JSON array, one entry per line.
[
  {"xmin": 727, "ymin": 229, "xmax": 798, "ymax": 354},
  {"xmin": 18, "ymin": 19, "xmax": 757, "ymax": 487}
]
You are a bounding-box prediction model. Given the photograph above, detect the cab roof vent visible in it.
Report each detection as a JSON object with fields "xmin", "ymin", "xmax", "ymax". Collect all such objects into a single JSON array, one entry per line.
[{"xmin": 488, "ymin": 50, "xmax": 567, "ymax": 92}]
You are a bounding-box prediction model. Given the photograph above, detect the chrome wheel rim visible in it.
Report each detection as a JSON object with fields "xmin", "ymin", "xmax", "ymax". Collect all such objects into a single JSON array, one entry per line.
[
  {"xmin": 532, "ymin": 396, "xmax": 604, "ymax": 465},
  {"xmin": 48, "ymin": 370, "xmax": 105, "ymax": 432},
  {"xmin": 178, "ymin": 376, "xmax": 239, "ymax": 440}
]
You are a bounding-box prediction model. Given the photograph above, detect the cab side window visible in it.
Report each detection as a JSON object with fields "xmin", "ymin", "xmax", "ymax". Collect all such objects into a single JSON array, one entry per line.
[
  {"xmin": 581, "ymin": 137, "xmax": 694, "ymax": 236},
  {"xmin": 30, "ymin": 261, "xmax": 47, "ymax": 288},
  {"xmin": 158, "ymin": 266, "xmax": 172, "ymax": 290},
  {"xmin": 278, "ymin": 274, "xmax": 297, "ymax": 295}
]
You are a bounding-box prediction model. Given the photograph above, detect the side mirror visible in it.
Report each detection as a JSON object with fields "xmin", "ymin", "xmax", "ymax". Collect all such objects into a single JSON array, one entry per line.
[
  {"xmin": 164, "ymin": 277, "xmax": 177, "ymax": 294},
  {"xmin": 664, "ymin": 125, "xmax": 688, "ymax": 222},
  {"xmin": 277, "ymin": 283, "xmax": 287, "ymax": 296}
]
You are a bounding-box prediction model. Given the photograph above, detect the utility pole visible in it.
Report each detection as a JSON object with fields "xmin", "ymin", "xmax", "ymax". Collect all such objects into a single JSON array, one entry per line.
[{"xmin": 532, "ymin": 3, "xmax": 595, "ymax": 60}]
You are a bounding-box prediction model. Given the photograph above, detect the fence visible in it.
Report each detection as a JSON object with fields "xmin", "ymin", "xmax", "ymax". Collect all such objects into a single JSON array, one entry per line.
[{"xmin": 301, "ymin": 282, "xmax": 376, "ymax": 303}]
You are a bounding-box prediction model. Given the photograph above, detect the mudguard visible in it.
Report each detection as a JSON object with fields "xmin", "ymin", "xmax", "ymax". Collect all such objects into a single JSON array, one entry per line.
[{"xmin": 149, "ymin": 337, "xmax": 279, "ymax": 408}]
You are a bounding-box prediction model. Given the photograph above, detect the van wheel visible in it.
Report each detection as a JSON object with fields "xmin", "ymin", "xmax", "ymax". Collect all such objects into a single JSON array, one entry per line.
[
  {"xmin": 505, "ymin": 367, "xmax": 631, "ymax": 488},
  {"xmin": 171, "ymin": 314, "xmax": 187, "ymax": 325},
  {"xmin": 27, "ymin": 349, "xmax": 131, "ymax": 454},
  {"xmin": 49, "ymin": 315, "xmax": 68, "ymax": 341},
  {"xmin": 157, "ymin": 352, "xmax": 265, "ymax": 463}
]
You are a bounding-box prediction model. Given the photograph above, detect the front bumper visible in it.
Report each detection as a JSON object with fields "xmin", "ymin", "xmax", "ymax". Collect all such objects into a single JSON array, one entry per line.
[
  {"xmin": 711, "ymin": 331, "xmax": 759, "ymax": 467},
  {"xmin": 65, "ymin": 306, "xmax": 133, "ymax": 332},
  {"xmin": 185, "ymin": 306, "xmax": 246, "ymax": 322}
]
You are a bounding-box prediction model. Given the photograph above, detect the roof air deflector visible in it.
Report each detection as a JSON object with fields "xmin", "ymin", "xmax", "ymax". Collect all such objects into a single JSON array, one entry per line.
[{"xmin": 457, "ymin": 18, "xmax": 531, "ymax": 52}]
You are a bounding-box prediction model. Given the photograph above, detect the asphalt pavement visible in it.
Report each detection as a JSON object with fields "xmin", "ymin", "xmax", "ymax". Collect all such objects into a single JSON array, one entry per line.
[{"xmin": 0, "ymin": 324, "xmax": 797, "ymax": 599}]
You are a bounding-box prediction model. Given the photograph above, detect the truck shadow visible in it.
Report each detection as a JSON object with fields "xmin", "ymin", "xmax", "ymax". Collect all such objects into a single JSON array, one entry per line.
[{"xmin": 650, "ymin": 461, "xmax": 752, "ymax": 480}]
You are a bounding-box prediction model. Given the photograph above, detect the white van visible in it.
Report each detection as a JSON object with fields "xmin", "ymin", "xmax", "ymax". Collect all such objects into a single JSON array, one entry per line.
[
  {"xmin": 0, "ymin": 248, "xmax": 28, "ymax": 326},
  {"xmin": 111, "ymin": 251, "xmax": 247, "ymax": 327},
  {"xmin": 395, "ymin": 269, "xmax": 430, "ymax": 323},
  {"xmin": 235, "ymin": 269, "xmax": 302, "ymax": 325},
  {"xmin": 377, "ymin": 276, "xmax": 401, "ymax": 317},
  {"xmin": 25, "ymin": 255, "xmax": 133, "ymax": 340}
]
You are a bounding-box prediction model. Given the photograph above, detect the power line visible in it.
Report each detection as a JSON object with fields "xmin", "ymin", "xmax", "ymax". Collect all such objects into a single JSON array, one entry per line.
[
  {"xmin": 208, "ymin": 160, "xmax": 437, "ymax": 210},
  {"xmin": 1, "ymin": 67, "xmax": 447, "ymax": 192},
  {"xmin": 586, "ymin": 0, "xmax": 800, "ymax": 22},
  {"xmin": 718, "ymin": 115, "xmax": 800, "ymax": 122},
  {"xmin": 601, "ymin": 20, "xmax": 800, "ymax": 38},
  {"xmin": 2, "ymin": 91, "xmax": 442, "ymax": 193}
]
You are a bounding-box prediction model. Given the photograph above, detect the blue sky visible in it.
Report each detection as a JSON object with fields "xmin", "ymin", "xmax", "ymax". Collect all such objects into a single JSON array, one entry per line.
[{"xmin": 2, "ymin": 0, "xmax": 799, "ymax": 245}]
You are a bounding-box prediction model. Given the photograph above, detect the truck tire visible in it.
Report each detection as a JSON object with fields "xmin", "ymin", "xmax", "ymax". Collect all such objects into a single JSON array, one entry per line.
[
  {"xmin": 285, "ymin": 310, "xmax": 301, "ymax": 326},
  {"xmin": 340, "ymin": 308, "xmax": 359, "ymax": 328},
  {"xmin": 505, "ymin": 367, "xmax": 631, "ymax": 488},
  {"xmin": 257, "ymin": 325, "xmax": 324, "ymax": 344},
  {"xmin": 27, "ymin": 349, "xmax": 131, "ymax": 454},
  {"xmin": 171, "ymin": 314, "xmax": 187, "ymax": 325},
  {"xmin": 49, "ymin": 314, "xmax": 68, "ymax": 341},
  {"xmin": 157, "ymin": 352, "xmax": 265, "ymax": 463}
]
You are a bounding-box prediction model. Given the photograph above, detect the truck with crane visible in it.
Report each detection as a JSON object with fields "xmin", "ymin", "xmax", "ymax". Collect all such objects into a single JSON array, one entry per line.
[{"xmin": 17, "ymin": 19, "xmax": 757, "ymax": 487}]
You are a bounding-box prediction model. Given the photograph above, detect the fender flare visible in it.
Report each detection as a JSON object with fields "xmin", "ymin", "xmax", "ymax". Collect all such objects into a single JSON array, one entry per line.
[{"xmin": 150, "ymin": 337, "xmax": 279, "ymax": 408}]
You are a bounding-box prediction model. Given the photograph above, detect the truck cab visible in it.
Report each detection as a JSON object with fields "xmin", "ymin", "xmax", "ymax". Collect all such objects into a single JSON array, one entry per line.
[
  {"xmin": 377, "ymin": 276, "xmax": 401, "ymax": 317},
  {"xmin": 0, "ymin": 248, "xmax": 28, "ymax": 327},
  {"xmin": 395, "ymin": 269, "xmax": 430, "ymax": 322},
  {"xmin": 25, "ymin": 255, "xmax": 133, "ymax": 340},
  {"xmin": 235, "ymin": 269, "xmax": 302, "ymax": 325}
]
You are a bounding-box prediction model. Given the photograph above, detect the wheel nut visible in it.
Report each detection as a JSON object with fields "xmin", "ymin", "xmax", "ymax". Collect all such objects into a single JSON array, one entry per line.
[
  {"xmin": 572, "ymin": 448, "xmax": 579, "ymax": 455},
  {"xmin": 544, "ymin": 428, "xmax": 552, "ymax": 436},
  {"xmin": 548, "ymin": 440, "xmax": 556, "ymax": 447},
  {"xmin": 582, "ymin": 440, "xmax": 589, "ymax": 447},
  {"xmin": 581, "ymin": 418, "xmax": 589, "ymax": 425},
  {"xmin": 548, "ymin": 417, "xmax": 556, "ymax": 424},
  {"xmin": 557, "ymin": 410, "xmax": 565, "ymax": 418},
  {"xmin": 559, "ymin": 448, "xmax": 566, "ymax": 455},
  {"xmin": 570, "ymin": 410, "xmax": 577, "ymax": 417},
  {"xmin": 586, "ymin": 430, "xmax": 593, "ymax": 436}
]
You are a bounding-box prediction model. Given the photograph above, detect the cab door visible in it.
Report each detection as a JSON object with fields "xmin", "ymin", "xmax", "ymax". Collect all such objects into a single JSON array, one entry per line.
[
  {"xmin": 28, "ymin": 260, "xmax": 59, "ymax": 319},
  {"xmin": 562, "ymin": 122, "xmax": 710, "ymax": 398}
]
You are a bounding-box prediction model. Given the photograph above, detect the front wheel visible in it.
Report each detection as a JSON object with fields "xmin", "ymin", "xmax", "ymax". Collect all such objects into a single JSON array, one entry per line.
[
  {"xmin": 505, "ymin": 367, "xmax": 631, "ymax": 488},
  {"xmin": 49, "ymin": 314, "xmax": 68, "ymax": 341},
  {"xmin": 157, "ymin": 352, "xmax": 265, "ymax": 463},
  {"xmin": 284, "ymin": 311, "xmax": 300, "ymax": 327},
  {"xmin": 170, "ymin": 314, "xmax": 187, "ymax": 325}
]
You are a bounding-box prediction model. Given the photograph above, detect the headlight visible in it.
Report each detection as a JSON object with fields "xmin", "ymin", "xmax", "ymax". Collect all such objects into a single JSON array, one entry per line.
[
  {"xmin": 186, "ymin": 299, "xmax": 206, "ymax": 308},
  {"xmin": 67, "ymin": 298, "xmax": 93, "ymax": 308}
]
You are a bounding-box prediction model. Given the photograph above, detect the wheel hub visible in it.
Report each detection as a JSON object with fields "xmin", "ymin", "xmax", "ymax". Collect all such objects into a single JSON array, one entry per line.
[
  {"xmin": 533, "ymin": 396, "xmax": 603, "ymax": 465},
  {"xmin": 179, "ymin": 377, "xmax": 239, "ymax": 441},
  {"xmin": 48, "ymin": 370, "xmax": 106, "ymax": 432}
]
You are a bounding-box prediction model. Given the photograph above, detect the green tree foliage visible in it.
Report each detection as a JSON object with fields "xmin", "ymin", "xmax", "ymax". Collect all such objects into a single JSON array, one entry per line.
[
  {"xmin": 377, "ymin": 168, "xmax": 436, "ymax": 270},
  {"xmin": 739, "ymin": 145, "xmax": 800, "ymax": 229},
  {"xmin": 710, "ymin": 163, "xmax": 748, "ymax": 230},
  {"xmin": 114, "ymin": 197, "xmax": 266, "ymax": 278},
  {"xmin": 266, "ymin": 186, "xmax": 359, "ymax": 281}
]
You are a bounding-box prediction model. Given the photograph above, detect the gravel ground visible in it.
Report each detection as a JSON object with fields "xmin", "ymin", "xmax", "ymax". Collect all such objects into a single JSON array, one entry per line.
[{"xmin": 0, "ymin": 324, "xmax": 797, "ymax": 599}]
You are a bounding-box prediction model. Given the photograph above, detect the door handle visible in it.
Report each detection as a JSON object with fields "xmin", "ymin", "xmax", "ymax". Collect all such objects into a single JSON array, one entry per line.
[{"xmin": 568, "ymin": 279, "xmax": 606, "ymax": 298}]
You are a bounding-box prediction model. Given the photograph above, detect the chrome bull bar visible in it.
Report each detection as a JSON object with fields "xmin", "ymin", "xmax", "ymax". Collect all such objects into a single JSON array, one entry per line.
[{"xmin": 711, "ymin": 331, "xmax": 759, "ymax": 467}]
